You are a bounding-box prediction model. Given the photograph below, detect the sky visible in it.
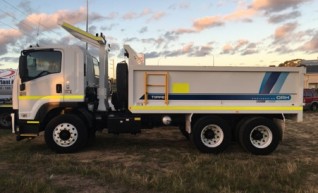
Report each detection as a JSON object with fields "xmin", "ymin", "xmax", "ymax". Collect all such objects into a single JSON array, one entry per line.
[{"xmin": 0, "ymin": 0, "xmax": 318, "ymax": 71}]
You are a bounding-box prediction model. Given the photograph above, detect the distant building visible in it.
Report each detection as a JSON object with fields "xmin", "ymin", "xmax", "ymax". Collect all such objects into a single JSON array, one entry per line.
[{"xmin": 298, "ymin": 60, "xmax": 318, "ymax": 88}]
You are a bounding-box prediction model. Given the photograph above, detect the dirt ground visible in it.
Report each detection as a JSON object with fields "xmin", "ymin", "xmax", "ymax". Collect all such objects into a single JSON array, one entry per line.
[{"xmin": 1, "ymin": 112, "xmax": 318, "ymax": 193}]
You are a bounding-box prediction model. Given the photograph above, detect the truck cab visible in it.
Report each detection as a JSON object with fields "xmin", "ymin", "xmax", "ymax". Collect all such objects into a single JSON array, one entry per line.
[{"xmin": 13, "ymin": 45, "xmax": 99, "ymax": 138}]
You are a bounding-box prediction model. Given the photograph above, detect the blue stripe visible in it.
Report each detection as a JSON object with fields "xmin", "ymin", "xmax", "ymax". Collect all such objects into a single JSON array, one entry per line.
[
  {"xmin": 271, "ymin": 72, "xmax": 288, "ymax": 93},
  {"xmin": 259, "ymin": 72, "xmax": 281, "ymax": 94}
]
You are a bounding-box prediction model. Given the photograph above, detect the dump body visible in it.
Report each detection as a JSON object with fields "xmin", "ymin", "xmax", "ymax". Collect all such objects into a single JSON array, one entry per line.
[{"xmin": 129, "ymin": 65, "xmax": 304, "ymax": 122}]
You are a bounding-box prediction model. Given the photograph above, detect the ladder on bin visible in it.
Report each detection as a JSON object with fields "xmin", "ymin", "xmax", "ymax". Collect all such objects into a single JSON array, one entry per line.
[{"xmin": 144, "ymin": 72, "xmax": 169, "ymax": 105}]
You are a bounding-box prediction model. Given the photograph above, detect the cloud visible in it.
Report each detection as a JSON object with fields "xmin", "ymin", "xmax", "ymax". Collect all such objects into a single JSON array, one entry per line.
[
  {"xmin": 139, "ymin": 26, "xmax": 148, "ymax": 34},
  {"xmin": 173, "ymin": 0, "xmax": 310, "ymax": 35},
  {"xmin": 182, "ymin": 43, "xmax": 194, "ymax": 53},
  {"xmin": 268, "ymin": 11, "xmax": 301, "ymax": 23},
  {"xmin": 270, "ymin": 25, "xmax": 316, "ymax": 54},
  {"xmin": 145, "ymin": 51, "xmax": 161, "ymax": 58},
  {"xmin": 123, "ymin": 37, "xmax": 139, "ymax": 43},
  {"xmin": 189, "ymin": 45, "xmax": 214, "ymax": 57},
  {"xmin": 193, "ymin": 16, "xmax": 224, "ymax": 31},
  {"xmin": 235, "ymin": 39, "xmax": 249, "ymax": 49},
  {"xmin": 0, "ymin": 56, "xmax": 18, "ymax": 63},
  {"xmin": 163, "ymin": 31, "xmax": 179, "ymax": 41},
  {"xmin": 143, "ymin": 42, "xmax": 214, "ymax": 58},
  {"xmin": 148, "ymin": 12, "xmax": 165, "ymax": 21},
  {"xmin": 274, "ymin": 45, "xmax": 293, "ymax": 54},
  {"xmin": 101, "ymin": 23, "xmax": 118, "ymax": 31},
  {"xmin": 169, "ymin": 1, "xmax": 190, "ymax": 10},
  {"xmin": 274, "ymin": 22, "xmax": 298, "ymax": 40},
  {"xmin": 17, "ymin": 0, "xmax": 32, "ymax": 14},
  {"xmin": 251, "ymin": 0, "xmax": 310, "ymax": 13},
  {"xmin": 122, "ymin": 12, "xmax": 139, "ymax": 20},
  {"xmin": 104, "ymin": 12, "xmax": 118, "ymax": 20},
  {"xmin": 0, "ymin": 29, "xmax": 22, "ymax": 45},
  {"xmin": 301, "ymin": 32, "xmax": 318, "ymax": 53},
  {"xmin": 18, "ymin": 7, "xmax": 103, "ymax": 32},
  {"xmin": 223, "ymin": 7, "xmax": 257, "ymax": 21},
  {"xmin": 174, "ymin": 28, "xmax": 196, "ymax": 35},
  {"xmin": 0, "ymin": 29, "xmax": 23, "ymax": 55},
  {"xmin": 222, "ymin": 43, "xmax": 235, "ymax": 55},
  {"xmin": 221, "ymin": 39, "xmax": 258, "ymax": 55},
  {"xmin": 122, "ymin": 8, "xmax": 165, "ymax": 21}
]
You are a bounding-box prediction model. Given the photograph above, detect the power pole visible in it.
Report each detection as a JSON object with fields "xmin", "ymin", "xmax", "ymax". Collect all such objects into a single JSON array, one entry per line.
[{"xmin": 86, "ymin": 0, "xmax": 88, "ymax": 50}]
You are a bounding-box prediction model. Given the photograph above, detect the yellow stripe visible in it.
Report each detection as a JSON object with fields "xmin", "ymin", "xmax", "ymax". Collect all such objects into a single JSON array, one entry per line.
[
  {"xmin": 64, "ymin": 95, "xmax": 84, "ymax": 100},
  {"xmin": 134, "ymin": 117, "xmax": 141, "ymax": 121},
  {"xmin": 27, "ymin": 121, "xmax": 39, "ymax": 124},
  {"xmin": 0, "ymin": 104, "xmax": 12, "ymax": 108},
  {"xmin": 18, "ymin": 95, "xmax": 84, "ymax": 100},
  {"xmin": 20, "ymin": 134, "xmax": 38, "ymax": 137},
  {"xmin": 130, "ymin": 106, "xmax": 303, "ymax": 111}
]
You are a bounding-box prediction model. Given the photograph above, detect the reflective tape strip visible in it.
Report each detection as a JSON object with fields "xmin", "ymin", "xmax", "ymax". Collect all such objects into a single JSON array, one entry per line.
[
  {"xmin": 20, "ymin": 134, "xmax": 38, "ymax": 137},
  {"xmin": 19, "ymin": 96, "xmax": 63, "ymax": 100},
  {"xmin": 18, "ymin": 95, "xmax": 84, "ymax": 100},
  {"xmin": 0, "ymin": 104, "xmax": 12, "ymax": 108},
  {"xmin": 130, "ymin": 106, "xmax": 303, "ymax": 111},
  {"xmin": 134, "ymin": 117, "xmax": 141, "ymax": 121},
  {"xmin": 27, "ymin": 121, "xmax": 39, "ymax": 124},
  {"xmin": 64, "ymin": 95, "xmax": 85, "ymax": 100}
]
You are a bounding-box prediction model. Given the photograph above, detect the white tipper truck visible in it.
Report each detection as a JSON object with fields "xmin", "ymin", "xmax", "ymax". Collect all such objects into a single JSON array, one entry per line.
[{"xmin": 11, "ymin": 22, "xmax": 305, "ymax": 155}]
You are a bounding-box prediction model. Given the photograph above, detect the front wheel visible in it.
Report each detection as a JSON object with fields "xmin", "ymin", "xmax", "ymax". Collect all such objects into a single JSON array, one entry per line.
[
  {"xmin": 191, "ymin": 116, "xmax": 231, "ymax": 154},
  {"xmin": 45, "ymin": 114, "xmax": 88, "ymax": 153},
  {"xmin": 238, "ymin": 117, "xmax": 280, "ymax": 155}
]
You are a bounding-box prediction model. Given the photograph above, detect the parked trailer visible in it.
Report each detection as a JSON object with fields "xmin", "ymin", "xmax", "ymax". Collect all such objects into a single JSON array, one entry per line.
[
  {"xmin": 11, "ymin": 23, "xmax": 305, "ymax": 155},
  {"xmin": 0, "ymin": 69, "xmax": 16, "ymax": 128}
]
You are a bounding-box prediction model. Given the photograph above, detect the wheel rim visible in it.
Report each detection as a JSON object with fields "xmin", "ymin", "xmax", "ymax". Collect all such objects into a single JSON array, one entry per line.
[
  {"xmin": 53, "ymin": 123, "xmax": 78, "ymax": 147},
  {"xmin": 249, "ymin": 125, "xmax": 272, "ymax": 149},
  {"xmin": 200, "ymin": 124, "xmax": 224, "ymax": 148}
]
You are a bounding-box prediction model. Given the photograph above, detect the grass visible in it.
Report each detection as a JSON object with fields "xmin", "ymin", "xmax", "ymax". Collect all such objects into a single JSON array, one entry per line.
[{"xmin": 0, "ymin": 112, "xmax": 317, "ymax": 193}]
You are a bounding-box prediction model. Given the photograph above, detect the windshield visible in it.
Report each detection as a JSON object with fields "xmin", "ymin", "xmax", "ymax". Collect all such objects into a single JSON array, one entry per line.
[{"xmin": 20, "ymin": 50, "xmax": 62, "ymax": 81}]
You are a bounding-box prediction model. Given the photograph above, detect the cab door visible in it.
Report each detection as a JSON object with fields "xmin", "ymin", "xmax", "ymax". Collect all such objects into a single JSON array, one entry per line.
[{"xmin": 18, "ymin": 49, "xmax": 64, "ymax": 121}]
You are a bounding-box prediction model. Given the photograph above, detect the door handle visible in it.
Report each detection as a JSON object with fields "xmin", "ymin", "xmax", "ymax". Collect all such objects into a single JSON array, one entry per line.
[
  {"xmin": 56, "ymin": 84, "xmax": 62, "ymax": 93},
  {"xmin": 20, "ymin": 83, "xmax": 25, "ymax": 91}
]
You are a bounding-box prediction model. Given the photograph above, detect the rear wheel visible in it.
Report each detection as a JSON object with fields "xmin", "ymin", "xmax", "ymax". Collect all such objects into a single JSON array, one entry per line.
[
  {"xmin": 45, "ymin": 114, "xmax": 88, "ymax": 153},
  {"xmin": 238, "ymin": 117, "xmax": 280, "ymax": 155},
  {"xmin": 191, "ymin": 116, "xmax": 231, "ymax": 154}
]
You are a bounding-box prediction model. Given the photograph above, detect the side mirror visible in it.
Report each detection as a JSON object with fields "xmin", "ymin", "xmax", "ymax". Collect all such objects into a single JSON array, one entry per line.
[{"xmin": 18, "ymin": 54, "xmax": 28, "ymax": 82}]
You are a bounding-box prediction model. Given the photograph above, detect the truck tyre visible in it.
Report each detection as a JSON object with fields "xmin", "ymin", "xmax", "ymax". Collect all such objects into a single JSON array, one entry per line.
[
  {"xmin": 44, "ymin": 114, "xmax": 88, "ymax": 153},
  {"xmin": 191, "ymin": 116, "xmax": 231, "ymax": 154},
  {"xmin": 0, "ymin": 113, "xmax": 11, "ymax": 129},
  {"xmin": 310, "ymin": 103, "xmax": 318, "ymax": 111},
  {"xmin": 238, "ymin": 117, "xmax": 280, "ymax": 155},
  {"xmin": 116, "ymin": 61, "xmax": 128, "ymax": 110}
]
